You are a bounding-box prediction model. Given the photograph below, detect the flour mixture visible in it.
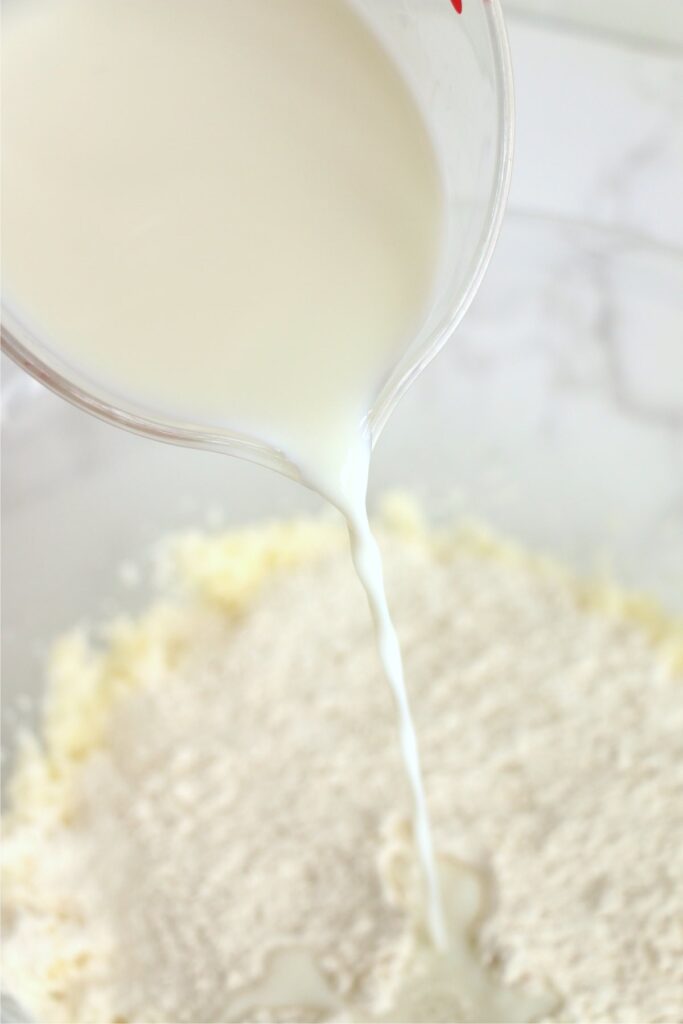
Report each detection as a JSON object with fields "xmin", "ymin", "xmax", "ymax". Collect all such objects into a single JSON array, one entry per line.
[{"xmin": 3, "ymin": 502, "xmax": 682, "ymax": 1023}]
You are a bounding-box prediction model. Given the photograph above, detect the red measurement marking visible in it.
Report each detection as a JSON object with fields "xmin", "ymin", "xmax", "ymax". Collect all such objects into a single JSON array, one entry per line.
[{"xmin": 451, "ymin": 0, "xmax": 462, "ymax": 11}]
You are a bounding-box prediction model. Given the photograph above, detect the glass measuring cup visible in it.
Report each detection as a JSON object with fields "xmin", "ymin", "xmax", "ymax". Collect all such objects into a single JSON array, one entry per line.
[{"xmin": 1, "ymin": 0, "xmax": 513, "ymax": 478}]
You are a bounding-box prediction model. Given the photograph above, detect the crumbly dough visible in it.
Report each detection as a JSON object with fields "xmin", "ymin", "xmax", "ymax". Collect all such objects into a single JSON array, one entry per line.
[{"xmin": 2, "ymin": 500, "xmax": 682, "ymax": 1023}]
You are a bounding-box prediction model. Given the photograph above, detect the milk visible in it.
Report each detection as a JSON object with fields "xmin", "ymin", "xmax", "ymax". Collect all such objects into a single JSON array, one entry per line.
[{"xmin": 3, "ymin": 0, "xmax": 445, "ymax": 946}]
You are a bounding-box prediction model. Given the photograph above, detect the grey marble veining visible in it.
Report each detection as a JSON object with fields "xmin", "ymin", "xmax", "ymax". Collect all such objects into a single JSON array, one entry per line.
[
  {"xmin": 374, "ymin": 215, "xmax": 683, "ymax": 609},
  {"xmin": 508, "ymin": 18, "xmax": 683, "ymax": 251}
]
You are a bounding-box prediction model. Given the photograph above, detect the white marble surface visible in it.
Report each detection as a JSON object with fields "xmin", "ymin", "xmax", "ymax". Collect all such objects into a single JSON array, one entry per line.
[
  {"xmin": 507, "ymin": 0, "xmax": 683, "ymax": 50},
  {"xmin": 375, "ymin": 214, "xmax": 683, "ymax": 605},
  {"xmin": 507, "ymin": 13, "xmax": 683, "ymax": 248}
]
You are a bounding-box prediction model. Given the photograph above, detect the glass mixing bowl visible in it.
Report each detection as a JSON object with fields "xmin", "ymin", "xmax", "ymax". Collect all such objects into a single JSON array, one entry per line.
[
  {"xmin": 3, "ymin": 210, "xmax": 682, "ymax": 751},
  {"xmin": 2, "ymin": 212, "xmax": 682, "ymax": 1020}
]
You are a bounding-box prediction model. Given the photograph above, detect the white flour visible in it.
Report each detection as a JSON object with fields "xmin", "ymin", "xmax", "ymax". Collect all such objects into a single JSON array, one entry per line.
[{"xmin": 3, "ymin": 504, "xmax": 682, "ymax": 1023}]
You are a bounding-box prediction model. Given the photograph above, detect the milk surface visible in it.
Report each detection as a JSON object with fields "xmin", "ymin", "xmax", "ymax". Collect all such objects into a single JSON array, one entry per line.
[{"xmin": 3, "ymin": 0, "xmax": 442, "ymax": 478}]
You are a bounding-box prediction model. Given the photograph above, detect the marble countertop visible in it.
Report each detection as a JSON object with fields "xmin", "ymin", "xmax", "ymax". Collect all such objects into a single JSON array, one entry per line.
[{"xmin": 506, "ymin": 11, "xmax": 683, "ymax": 249}]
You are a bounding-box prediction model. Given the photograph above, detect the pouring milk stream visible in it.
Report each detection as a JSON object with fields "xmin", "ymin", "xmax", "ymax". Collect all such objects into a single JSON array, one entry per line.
[{"xmin": 3, "ymin": 0, "xmax": 477, "ymax": 952}]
